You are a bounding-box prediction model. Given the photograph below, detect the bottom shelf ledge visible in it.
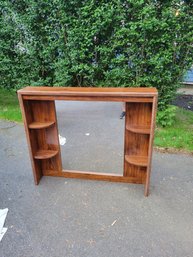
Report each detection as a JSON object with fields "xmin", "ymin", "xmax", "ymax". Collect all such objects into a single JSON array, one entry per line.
[
  {"xmin": 34, "ymin": 149, "xmax": 58, "ymax": 160},
  {"xmin": 43, "ymin": 169, "xmax": 144, "ymax": 184},
  {"xmin": 125, "ymin": 155, "xmax": 148, "ymax": 167}
]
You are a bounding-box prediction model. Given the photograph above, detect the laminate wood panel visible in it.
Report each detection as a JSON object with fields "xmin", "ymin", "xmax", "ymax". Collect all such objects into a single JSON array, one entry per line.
[
  {"xmin": 22, "ymin": 95, "xmax": 154, "ymax": 103},
  {"xmin": 18, "ymin": 86, "xmax": 158, "ymax": 97},
  {"xmin": 144, "ymin": 96, "xmax": 158, "ymax": 196},
  {"xmin": 43, "ymin": 170, "xmax": 144, "ymax": 184}
]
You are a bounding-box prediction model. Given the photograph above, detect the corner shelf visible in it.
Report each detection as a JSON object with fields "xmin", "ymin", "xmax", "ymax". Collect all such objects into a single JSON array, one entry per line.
[
  {"xmin": 125, "ymin": 155, "xmax": 148, "ymax": 167},
  {"xmin": 28, "ymin": 121, "xmax": 55, "ymax": 129},
  {"xmin": 34, "ymin": 150, "xmax": 58, "ymax": 160},
  {"xmin": 126, "ymin": 124, "xmax": 150, "ymax": 134}
]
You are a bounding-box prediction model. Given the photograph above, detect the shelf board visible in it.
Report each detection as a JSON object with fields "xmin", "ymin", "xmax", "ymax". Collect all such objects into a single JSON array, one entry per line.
[
  {"xmin": 28, "ymin": 121, "xmax": 55, "ymax": 129},
  {"xmin": 125, "ymin": 155, "xmax": 148, "ymax": 167},
  {"xmin": 126, "ymin": 124, "xmax": 150, "ymax": 134},
  {"xmin": 34, "ymin": 150, "xmax": 58, "ymax": 160}
]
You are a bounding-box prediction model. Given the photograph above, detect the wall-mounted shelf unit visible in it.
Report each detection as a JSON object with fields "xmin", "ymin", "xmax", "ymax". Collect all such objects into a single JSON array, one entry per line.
[{"xmin": 18, "ymin": 86, "xmax": 157, "ymax": 196}]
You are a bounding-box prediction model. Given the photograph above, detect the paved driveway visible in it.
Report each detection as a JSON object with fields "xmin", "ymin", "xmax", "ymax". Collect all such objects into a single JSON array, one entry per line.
[{"xmin": 0, "ymin": 101, "xmax": 193, "ymax": 257}]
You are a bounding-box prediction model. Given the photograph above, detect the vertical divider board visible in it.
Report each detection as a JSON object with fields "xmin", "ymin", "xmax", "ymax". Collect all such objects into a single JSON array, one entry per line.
[{"xmin": 18, "ymin": 86, "xmax": 157, "ymax": 196}]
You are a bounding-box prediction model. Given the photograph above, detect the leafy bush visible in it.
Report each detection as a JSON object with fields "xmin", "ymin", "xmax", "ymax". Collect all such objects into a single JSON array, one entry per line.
[
  {"xmin": 156, "ymin": 105, "xmax": 177, "ymax": 127},
  {"xmin": 0, "ymin": 0, "xmax": 193, "ymax": 110}
]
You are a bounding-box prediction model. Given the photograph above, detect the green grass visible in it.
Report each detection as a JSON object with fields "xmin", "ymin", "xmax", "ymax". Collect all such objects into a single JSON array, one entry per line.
[
  {"xmin": 155, "ymin": 107, "xmax": 193, "ymax": 152},
  {"xmin": 0, "ymin": 87, "xmax": 193, "ymax": 152},
  {"xmin": 0, "ymin": 88, "xmax": 22, "ymax": 122}
]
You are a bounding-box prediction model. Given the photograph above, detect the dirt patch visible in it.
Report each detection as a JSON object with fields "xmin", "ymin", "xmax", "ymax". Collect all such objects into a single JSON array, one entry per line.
[
  {"xmin": 154, "ymin": 146, "xmax": 193, "ymax": 156},
  {"xmin": 172, "ymin": 94, "xmax": 193, "ymax": 111}
]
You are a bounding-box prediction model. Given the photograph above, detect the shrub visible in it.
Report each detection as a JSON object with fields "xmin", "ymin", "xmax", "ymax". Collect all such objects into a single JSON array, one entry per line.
[
  {"xmin": 0, "ymin": 0, "xmax": 193, "ymax": 110},
  {"xmin": 157, "ymin": 105, "xmax": 177, "ymax": 127}
]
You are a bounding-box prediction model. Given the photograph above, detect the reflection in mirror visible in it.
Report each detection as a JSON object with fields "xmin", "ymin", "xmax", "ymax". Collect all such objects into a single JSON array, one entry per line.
[{"xmin": 56, "ymin": 101, "xmax": 124, "ymax": 175}]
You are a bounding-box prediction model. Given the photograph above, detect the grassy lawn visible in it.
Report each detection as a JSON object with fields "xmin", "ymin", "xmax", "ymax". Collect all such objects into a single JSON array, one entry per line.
[
  {"xmin": 155, "ymin": 107, "xmax": 193, "ymax": 152},
  {"xmin": 0, "ymin": 88, "xmax": 22, "ymax": 122},
  {"xmin": 1, "ymin": 87, "xmax": 193, "ymax": 152}
]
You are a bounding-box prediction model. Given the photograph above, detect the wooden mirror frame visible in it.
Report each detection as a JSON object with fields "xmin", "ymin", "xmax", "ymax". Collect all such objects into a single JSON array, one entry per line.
[{"xmin": 18, "ymin": 87, "xmax": 158, "ymax": 196}]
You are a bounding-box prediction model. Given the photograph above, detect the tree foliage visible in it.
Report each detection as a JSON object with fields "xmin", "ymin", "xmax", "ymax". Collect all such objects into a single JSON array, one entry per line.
[{"xmin": 0, "ymin": 0, "xmax": 193, "ymax": 109}]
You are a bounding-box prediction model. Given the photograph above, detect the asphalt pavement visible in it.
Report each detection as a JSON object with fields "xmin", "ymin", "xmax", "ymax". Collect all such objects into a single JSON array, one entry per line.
[{"xmin": 0, "ymin": 101, "xmax": 193, "ymax": 257}]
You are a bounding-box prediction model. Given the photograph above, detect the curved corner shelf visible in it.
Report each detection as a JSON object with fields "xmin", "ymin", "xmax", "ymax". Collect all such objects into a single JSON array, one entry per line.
[
  {"xmin": 34, "ymin": 150, "xmax": 58, "ymax": 160},
  {"xmin": 125, "ymin": 155, "xmax": 148, "ymax": 167},
  {"xmin": 28, "ymin": 121, "xmax": 55, "ymax": 129},
  {"xmin": 126, "ymin": 124, "xmax": 150, "ymax": 134}
]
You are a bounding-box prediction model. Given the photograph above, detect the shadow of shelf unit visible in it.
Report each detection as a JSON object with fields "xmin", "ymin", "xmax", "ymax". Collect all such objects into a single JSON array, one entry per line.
[{"xmin": 18, "ymin": 87, "xmax": 157, "ymax": 196}]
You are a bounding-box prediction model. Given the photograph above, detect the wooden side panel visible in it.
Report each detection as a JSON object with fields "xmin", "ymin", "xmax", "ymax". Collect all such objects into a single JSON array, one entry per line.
[
  {"xmin": 144, "ymin": 96, "xmax": 158, "ymax": 196},
  {"xmin": 18, "ymin": 96, "xmax": 42, "ymax": 184}
]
